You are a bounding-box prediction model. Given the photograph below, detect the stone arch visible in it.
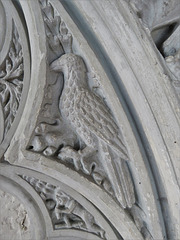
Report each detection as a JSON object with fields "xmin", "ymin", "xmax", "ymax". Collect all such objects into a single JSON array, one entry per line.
[{"xmin": 0, "ymin": 0, "xmax": 179, "ymax": 239}]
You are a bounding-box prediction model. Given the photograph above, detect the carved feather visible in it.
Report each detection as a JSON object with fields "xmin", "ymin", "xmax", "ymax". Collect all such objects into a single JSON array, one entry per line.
[
  {"xmin": 76, "ymin": 90, "xmax": 129, "ymax": 160},
  {"xmin": 50, "ymin": 53, "xmax": 135, "ymax": 208},
  {"xmin": 0, "ymin": 100, "xmax": 4, "ymax": 143}
]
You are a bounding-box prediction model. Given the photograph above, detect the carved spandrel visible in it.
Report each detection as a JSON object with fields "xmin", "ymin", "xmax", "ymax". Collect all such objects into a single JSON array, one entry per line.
[
  {"xmin": 27, "ymin": 0, "xmax": 135, "ymax": 209},
  {"xmin": 0, "ymin": 22, "xmax": 23, "ymax": 143},
  {"xmin": 21, "ymin": 175, "xmax": 106, "ymax": 239},
  {"xmin": 28, "ymin": 0, "xmax": 114, "ymax": 201},
  {"xmin": 26, "ymin": 2, "xmax": 153, "ymax": 239}
]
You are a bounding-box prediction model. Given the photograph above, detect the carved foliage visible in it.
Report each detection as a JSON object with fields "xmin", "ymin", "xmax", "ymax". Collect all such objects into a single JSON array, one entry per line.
[
  {"xmin": 39, "ymin": 0, "xmax": 72, "ymax": 58},
  {"xmin": 21, "ymin": 175, "xmax": 106, "ymax": 239},
  {"xmin": 0, "ymin": 22, "xmax": 23, "ymax": 142}
]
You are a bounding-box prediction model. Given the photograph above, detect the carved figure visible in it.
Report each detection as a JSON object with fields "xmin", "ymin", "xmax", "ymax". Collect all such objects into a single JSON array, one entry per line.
[
  {"xmin": 29, "ymin": 1, "xmax": 116, "ymax": 198},
  {"xmin": 50, "ymin": 53, "xmax": 135, "ymax": 208}
]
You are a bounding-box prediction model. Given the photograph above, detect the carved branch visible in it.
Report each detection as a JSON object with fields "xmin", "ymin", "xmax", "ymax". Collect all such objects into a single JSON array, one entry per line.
[
  {"xmin": 39, "ymin": 0, "xmax": 72, "ymax": 57},
  {"xmin": 21, "ymin": 175, "xmax": 106, "ymax": 239}
]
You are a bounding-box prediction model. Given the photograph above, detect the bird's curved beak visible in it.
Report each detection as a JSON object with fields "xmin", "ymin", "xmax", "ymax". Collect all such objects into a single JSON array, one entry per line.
[{"xmin": 50, "ymin": 59, "xmax": 62, "ymax": 72}]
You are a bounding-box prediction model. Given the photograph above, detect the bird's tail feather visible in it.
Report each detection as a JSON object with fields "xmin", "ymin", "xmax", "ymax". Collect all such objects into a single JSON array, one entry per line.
[
  {"xmin": 114, "ymin": 157, "xmax": 135, "ymax": 208},
  {"xmin": 99, "ymin": 141, "xmax": 135, "ymax": 208}
]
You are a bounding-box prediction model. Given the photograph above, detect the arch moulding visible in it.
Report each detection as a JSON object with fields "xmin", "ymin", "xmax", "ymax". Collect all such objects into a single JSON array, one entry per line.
[{"xmin": 0, "ymin": 0, "xmax": 179, "ymax": 240}]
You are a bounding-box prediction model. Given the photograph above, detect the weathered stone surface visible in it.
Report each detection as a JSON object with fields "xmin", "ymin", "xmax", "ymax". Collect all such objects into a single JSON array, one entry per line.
[
  {"xmin": 0, "ymin": 0, "xmax": 179, "ymax": 240},
  {"xmin": 0, "ymin": 189, "xmax": 31, "ymax": 240}
]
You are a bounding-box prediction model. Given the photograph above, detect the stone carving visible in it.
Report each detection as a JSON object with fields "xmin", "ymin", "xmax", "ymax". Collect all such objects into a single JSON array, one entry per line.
[
  {"xmin": 49, "ymin": 52, "xmax": 153, "ymax": 239},
  {"xmin": 27, "ymin": 2, "xmax": 153, "ymax": 237},
  {"xmin": 39, "ymin": 0, "xmax": 72, "ymax": 59},
  {"xmin": 27, "ymin": 0, "xmax": 113, "ymax": 200},
  {"xmin": 0, "ymin": 189, "xmax": 31, "ymax": 240},
  {"xmin": 163, "ymin": 26, "xmax": 180, "ymax": 86},
  {"xmin": 27, "ymin": 0, "xmax": 135, "ymax": 210},
  {"xmin": 50, "ymin": 53, "xmax": 135, "ymax": 209},
  {"xmin": 0, "ymin": 22, "xmax": 23, "ymax": 143},
  {"xmin": 21, "ymin": 175, "xmax": 106, "ymax": 239},
  {"xmin": 162, "ymin": 25, "xmax": 180, "ymax": 58},
  {"xmin": 128, "ymin": 0, "xmax": 180, "ymax": 98}
]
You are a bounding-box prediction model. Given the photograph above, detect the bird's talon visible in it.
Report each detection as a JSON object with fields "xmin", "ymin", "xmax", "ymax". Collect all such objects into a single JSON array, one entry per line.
[{"xmin": 57, "ymin": 146, "xmax": 83, "ymax": 171}]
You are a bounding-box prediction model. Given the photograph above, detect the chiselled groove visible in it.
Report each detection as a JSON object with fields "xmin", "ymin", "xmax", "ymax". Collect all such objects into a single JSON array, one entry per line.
[
  {"xmin": 21, "ymin": 175, "xmax": 106, "ymax": 239},
  {"xmin": 0, "ymin": 21, "xmax": 23, "ymax": 142}
]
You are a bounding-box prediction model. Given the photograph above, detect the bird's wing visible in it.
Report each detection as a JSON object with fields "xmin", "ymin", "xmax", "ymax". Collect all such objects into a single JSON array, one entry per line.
[
  {"xmin": 76, "ymin": 90, "xmax": 128, "ymax": 160},
  {"xmin": 99, "ymin": 141, "xmax": 135, "ymax": 208},
  {"xmin": 0, "ymin": 100, "xmax": 4, "ymax": 144}
]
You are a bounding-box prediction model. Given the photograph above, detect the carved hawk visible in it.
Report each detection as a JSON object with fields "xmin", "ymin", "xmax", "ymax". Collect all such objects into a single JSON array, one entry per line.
[{"xmin": 50, "ymin": 53, "xmax": 135, "ymax": 208}]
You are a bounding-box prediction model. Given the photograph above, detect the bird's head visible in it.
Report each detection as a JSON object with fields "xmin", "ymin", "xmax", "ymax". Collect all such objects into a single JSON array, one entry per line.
[{"xmin": 50, "ymin": 53, "xmax": 85, "ymax": 73}]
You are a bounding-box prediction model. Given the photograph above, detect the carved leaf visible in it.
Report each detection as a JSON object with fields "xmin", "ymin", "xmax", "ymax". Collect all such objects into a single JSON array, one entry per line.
[
  {"xmin": 21, "ymin": 175, "xmax": 106, "ymax": 239},
  {"xmin": 0, "ymin": 22, "xmax": 23, "ymax": 138},
  {"xmin": 39, "ymin": 0, "xmax": 72, "ymax": 57}
]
